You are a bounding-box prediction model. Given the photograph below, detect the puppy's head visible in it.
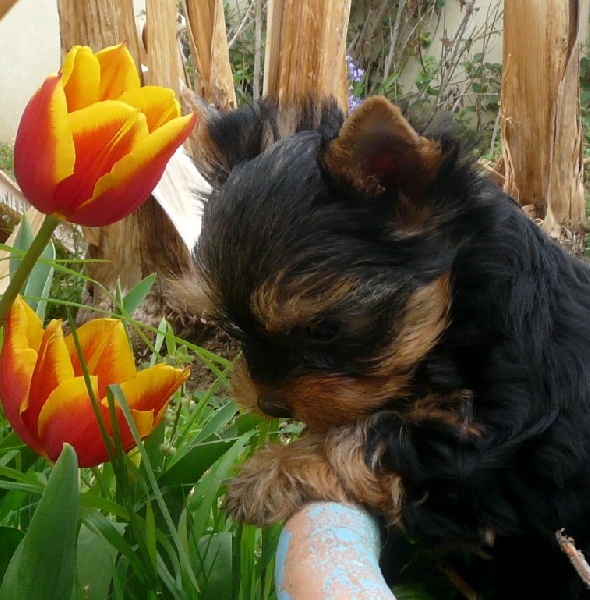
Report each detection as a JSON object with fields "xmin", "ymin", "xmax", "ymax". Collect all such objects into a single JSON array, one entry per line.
[{"xmin": 194, "ymin": 96, "xmax": 477, "ymax": 431}]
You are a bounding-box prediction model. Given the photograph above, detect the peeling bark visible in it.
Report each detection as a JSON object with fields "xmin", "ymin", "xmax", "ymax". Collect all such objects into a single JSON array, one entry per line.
[{"xmin": 501, "ymin": 0, "xmax": 585, "ymax": 237}]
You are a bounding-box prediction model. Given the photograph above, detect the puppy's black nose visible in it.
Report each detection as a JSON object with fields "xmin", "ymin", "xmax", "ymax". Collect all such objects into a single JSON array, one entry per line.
[{"xmin": 257, "ymin": 396, "xmax": 292, "ymax": 418}]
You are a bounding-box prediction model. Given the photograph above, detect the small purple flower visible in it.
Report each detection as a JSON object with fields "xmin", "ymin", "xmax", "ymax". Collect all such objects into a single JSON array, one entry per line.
[{"xmin": 346, "ymin": 54, "xmax": 364, "ymax": 112}]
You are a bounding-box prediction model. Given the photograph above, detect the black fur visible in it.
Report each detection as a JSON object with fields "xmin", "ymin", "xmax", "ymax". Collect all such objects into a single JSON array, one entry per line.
[{"xmin": 194, "ymin": 96, "xmax": 590, "ymax": 599}]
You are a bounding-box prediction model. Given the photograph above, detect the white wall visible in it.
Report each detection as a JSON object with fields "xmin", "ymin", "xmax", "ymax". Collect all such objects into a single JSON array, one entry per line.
[
  {"xmin": 0, "ymin": 0, "xmax": 146, "ymax": 144},
  {"xmin": 0, "ymin": 0, "xmax": 60, "ymax": 144}
]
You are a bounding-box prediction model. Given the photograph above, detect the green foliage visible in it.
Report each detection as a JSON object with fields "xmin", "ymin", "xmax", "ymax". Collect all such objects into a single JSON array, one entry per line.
[
  {"xmin": 0, "ymin": 444, "xmax": 79, "ymax": 600},
  {"xmin": 225, "ymin": 1, "xmax": 266, "ymax": 105},
  {"xmin": 346, "ymin": 0, "xmax": 504, "ymax": 156},
  {"xmin": 0, "ymin": 233, "xmax": 284, "ymax": 597},
  {"xmin": 0, "ymin": 318, "xmax": 284, "ymax": 598},
  {"xmin": 0, "ymin": 144, "xmax": 14, "ymax": 181},
  {"xmin": 579, "ymin": 51, "xmax": 590, "ymax": 159}
]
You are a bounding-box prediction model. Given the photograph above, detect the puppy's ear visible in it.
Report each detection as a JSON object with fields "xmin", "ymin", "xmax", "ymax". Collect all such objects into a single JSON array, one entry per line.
[
  {"xmin": 322, "ymin": 96, "xmax": 442, "ymax": 196},
  {"xmin": 183, "ymin": 93, "xmax": 280, "ymax": 184}
]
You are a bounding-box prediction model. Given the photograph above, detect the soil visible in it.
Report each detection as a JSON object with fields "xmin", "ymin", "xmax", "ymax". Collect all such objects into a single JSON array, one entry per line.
[{"xmin": 181, "ymin": 322, "xmax": 240, "ymax": 393}]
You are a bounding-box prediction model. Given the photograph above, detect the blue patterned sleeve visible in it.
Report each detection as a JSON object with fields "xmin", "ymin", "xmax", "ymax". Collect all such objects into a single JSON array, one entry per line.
[{"xmin": 275, "ymin": 502, "xmax": 396, "ymax": 599}]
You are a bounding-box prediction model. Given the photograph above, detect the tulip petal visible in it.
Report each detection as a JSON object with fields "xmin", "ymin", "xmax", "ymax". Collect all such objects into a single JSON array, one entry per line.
[
  {"xmin": 96, "ymin": 43, "xmax": 140, "ymax": 101},
  {"xmin": 36, "ymin": 376, "xmax": 112, "ymax": 466},
  {"xmin": 0, "ymin": 298, "xmax": 45, "ymax": 454},
  {"xmin": 37, "ymin": 375, "xmax": 175, "ymax": 468},
  {"xmin": 119, "ymin": 364, "xmax": 190, "ymax": 417},
  {"xmin": 52, "ymin": 100, "xmax": 148, "ymax": 217},
  {"xmin": 69, "ymin": 112, "xmax": 197, "ymax": 227},
  {"xmin": 25, "ymin": 320, "xmax": 74, "ymax": 436},
  {"xmin": 14, "ymin": 75, "xmax": 76, "ymax": 215},
  {"xmin": 64, "ymin": 319, "xmax": 137, "ymax": 398},
  {"xmin": 7, "ymin": 296, "xmax": 45, "ymax": 352},
  {"xmin": 118, "ymin": 87, "xmax": 181, "ymax": 132},
  {"xmin": 61, "ymin": 46, "xmax": 101, "ymax": 112}
]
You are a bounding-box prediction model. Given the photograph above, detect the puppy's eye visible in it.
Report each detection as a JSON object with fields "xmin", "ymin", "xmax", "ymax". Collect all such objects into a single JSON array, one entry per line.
[{"xmin": 303, "ymin": 320, "xmax": 340, "ymax": 343}]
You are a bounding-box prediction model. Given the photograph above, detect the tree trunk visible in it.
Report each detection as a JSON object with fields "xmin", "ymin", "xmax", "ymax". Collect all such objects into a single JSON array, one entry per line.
[
  {"xmin": 263, "ymin": 0, "xmax": 351, "ymax": 113},
  {"xmin": 57, "ymin": 0, "xmax": 142, "ymax": 67},
  {"xmin": 501, "ymin": 0, "xmax": 585, "ymax": 237}
]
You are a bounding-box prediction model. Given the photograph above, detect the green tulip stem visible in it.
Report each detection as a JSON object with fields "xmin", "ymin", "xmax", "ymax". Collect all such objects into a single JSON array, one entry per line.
[{"xmin": 0, "ymin": 214, "xmax": 60, "ymax": 327}]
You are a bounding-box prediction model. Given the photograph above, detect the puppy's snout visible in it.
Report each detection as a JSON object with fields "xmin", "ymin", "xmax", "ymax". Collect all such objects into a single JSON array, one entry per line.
[{"xmin": 257, "ymin": 396, "xmax": 292, "ymax": 419}]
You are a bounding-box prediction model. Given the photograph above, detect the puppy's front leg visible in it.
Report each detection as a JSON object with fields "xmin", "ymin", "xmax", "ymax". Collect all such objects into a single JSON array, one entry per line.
[{"xmin": 226, "ymin": 422, "xmax": 403, "ymax": 527}]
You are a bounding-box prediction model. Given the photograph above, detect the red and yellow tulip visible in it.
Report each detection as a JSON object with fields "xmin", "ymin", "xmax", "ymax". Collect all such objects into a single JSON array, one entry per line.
[
  {"xmin": 13, "ymin": 42, "xmax": 196, "ymax": 227},
  {"xmin": 0, "ymin": 296, "xmax": 189, "ymax": 467}
]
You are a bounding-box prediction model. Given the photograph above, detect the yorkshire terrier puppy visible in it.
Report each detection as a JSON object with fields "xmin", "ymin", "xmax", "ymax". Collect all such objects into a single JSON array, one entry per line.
[{"xmin": 187, "ymin": 95, "xmax": 590, "ymax": 598}]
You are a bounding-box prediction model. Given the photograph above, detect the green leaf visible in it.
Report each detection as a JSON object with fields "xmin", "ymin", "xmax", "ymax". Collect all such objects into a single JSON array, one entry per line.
[
  {"xmin": 8, "ymin": 213, "xmax": 56, "ymax": 319},
  {"xmin": 122, "ymin": 273, "xmax": 157, "ymax": 315},
  {"xmin": 192, "ymin": 401, "xmax": 239, "ymax": 444},
  {"xmin": 189, "ymin": 433, "xmax": 255, "ymax": 538},
  {"xmin": 196, "ymin": 533, "xmax": 233, "ymax": 600},
  {"xmin": 71, "ymin": 524, "xmax": 117, "ymax": 600},
  {"xmin": 0, "ymin": 527, "xmax": 23, "ymax": 582},
  {"xmin": 24, "ymin": 239, "xmax": 55, "ymax": 321},
  {"xmin": 8, "ymin": 213, "xmax": 35, "ymax": 282},
  {"xmin": 158, "ymin": 438, "xmax": 235, "ymax": 489},
  {"xmin": 79, "ymin": 510, "xmax": 149, "ymax": 588},
  {"xmin": 0, "ymin": 444, "xmax": 79, "ymax": 600},
  {"xmin": 145, "ymin": 500, "xmax": 157, "ymax": 572}
]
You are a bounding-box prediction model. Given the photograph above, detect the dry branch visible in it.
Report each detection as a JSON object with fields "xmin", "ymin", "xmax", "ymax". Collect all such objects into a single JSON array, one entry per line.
[
  {"xmin": 556, "ymin": 529, "xmax": 590, "ymax": 589},
  {"xmin": 57, "ymin": 0, "xmax": 142, "ymax": 68}
]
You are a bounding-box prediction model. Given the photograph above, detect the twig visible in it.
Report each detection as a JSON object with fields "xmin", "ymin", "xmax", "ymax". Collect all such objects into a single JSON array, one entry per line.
[
  {"xmin": 556, "ymin": 529, "xmax": 590, "ymax": 588},
  {"xmin": 437, "ymin": 561, "xmax": 484, "ymax": 600},
  {"xmin": 228, "ymin": 0, "xmax": 256, "ymax": 49}
]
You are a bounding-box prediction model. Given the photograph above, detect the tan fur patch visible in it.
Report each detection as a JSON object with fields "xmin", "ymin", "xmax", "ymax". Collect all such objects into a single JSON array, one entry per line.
[
  {"xmin": 225, "ymin": 421, "xmax": 404, "ymax": 526},
  {"xmin": 251, "ymin": 271, "xmax": 357, "ymax": 333},
  {"xmin": 374, "ymin": 271, "xmax": 452, "ymax": 376},
  {"xmin": 231, "ymin": 272, "xmax": 452, "ymax": 430},
  {"xmin": 164, "ymin": 270, "xmax": 215, "ymax": 318},
  {"xmin": 230, "ymin": 358, "xmax": 262, "ymax": 413},
  {"xmin": 272, "ymin": 372, "xmax": 412, "ymax": 431},
  {"xmin": 404, "ymin": 391, "xmax": 481, "ymax": 437},
  {"xmin": 326, "ymin": 421, "xmax": 404, "ymax": 520},
  {"xmin": 323, "ymin": 96, "xmax": 442, "ymax": 196}
]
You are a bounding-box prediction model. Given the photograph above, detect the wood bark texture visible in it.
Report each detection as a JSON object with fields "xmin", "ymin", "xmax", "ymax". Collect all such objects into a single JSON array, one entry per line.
[
  {"xmin": 57, "ymin": 0, "xmax": 142, "ymax": 68},
  {"xmin": 501, "ymin": 0, "xmax": 585, "ymax": 236},
  {"xmin": 263, "ymin": 0, "xmax": 351, "ymax": 113},
  {"xmin": 183, "ymin": 0, "xmax": 237, "ymax": 110},
  {"xmin": 144, "ymin": 0, "xmax": 184, "ymax": 99}
]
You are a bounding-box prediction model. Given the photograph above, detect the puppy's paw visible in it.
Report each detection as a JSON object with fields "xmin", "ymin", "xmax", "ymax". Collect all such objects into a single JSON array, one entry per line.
[
  {"xmin": 226, "ymin": 445, "xmax": 306, "ymax": 526},
  {"xmin": 226, "ymin": 434, "xmax": 353, "ymax": 526}
]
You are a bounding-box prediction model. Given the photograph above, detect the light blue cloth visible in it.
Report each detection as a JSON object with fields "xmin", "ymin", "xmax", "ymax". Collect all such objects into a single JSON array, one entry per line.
[{"xmin": 275, "ymin": 502, "xmax": 396, "ymax": 599}]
